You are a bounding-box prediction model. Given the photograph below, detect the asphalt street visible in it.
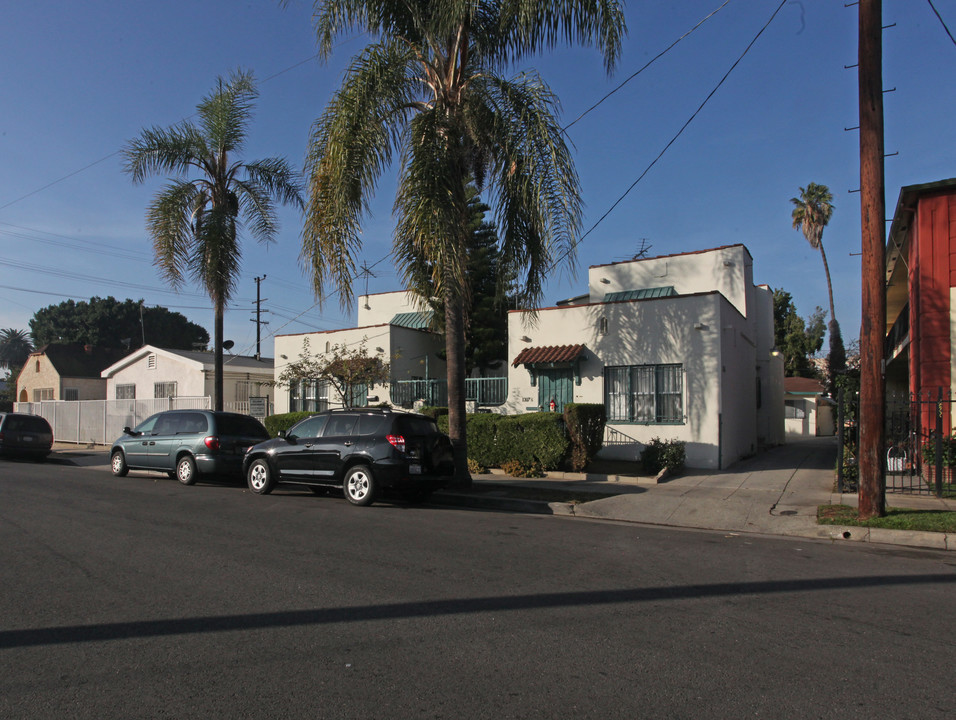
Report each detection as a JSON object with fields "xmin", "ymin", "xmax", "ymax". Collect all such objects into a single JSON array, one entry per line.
[{"xmin": 2, "ymin": 457, "xmax": 955, "ymax": 719}]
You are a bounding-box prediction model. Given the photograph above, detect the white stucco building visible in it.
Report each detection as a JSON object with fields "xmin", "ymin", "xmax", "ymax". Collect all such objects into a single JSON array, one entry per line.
[{"xmin": 504, "ymin": 244, "xmax": 784, "ymax": 469}]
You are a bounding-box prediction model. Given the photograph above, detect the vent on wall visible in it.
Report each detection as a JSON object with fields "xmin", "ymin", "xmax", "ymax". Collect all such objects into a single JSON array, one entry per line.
[{"xmin": 147, "ymin": 354, "xmax": 157, "ymax": 370}]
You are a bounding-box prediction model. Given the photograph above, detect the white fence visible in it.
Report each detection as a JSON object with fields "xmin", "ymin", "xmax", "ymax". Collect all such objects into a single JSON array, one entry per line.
[{"xmin": 16, "ymin": 397, "xmax": 212, "ymax": 446}]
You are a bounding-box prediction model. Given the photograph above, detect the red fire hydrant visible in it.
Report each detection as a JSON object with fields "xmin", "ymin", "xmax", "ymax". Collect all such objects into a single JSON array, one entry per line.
[{"xmin": 549, "ymin": 398, "xmax": 556, "ymax": 412}]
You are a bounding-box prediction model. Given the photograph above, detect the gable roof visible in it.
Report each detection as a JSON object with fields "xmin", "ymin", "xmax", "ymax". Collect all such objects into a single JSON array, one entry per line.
[
  {"xmin": 33, "ymin": 344, "xmax": 128, "ymax": 379},
  {"xmin": 784, "ymin": 377, "xmax": 825, "ymax": 395},
  {"xmin": 513, "ymin": 344, "xmax": 587, "ymax": 367},
  {"xmin": 101, "ymin": 344, "xmax": 274, "ymax": 377}
]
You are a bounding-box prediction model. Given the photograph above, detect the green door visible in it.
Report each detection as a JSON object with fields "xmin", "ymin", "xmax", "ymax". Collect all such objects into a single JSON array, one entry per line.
[{"xmin": 537, "ymin": 368, "xmax": 573, "ymax": 412}]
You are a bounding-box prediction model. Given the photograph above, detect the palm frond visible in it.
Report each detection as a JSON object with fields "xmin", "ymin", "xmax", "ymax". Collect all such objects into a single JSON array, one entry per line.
[
  {"xmin": 122, "ymin": 123, "xmax": 207, "ymax": 183},
  {"xmin": 197, "ymin": 69, "xmax": 257, "ymax": 156},
  {"xmin": 192, "ymin": 204, "xmax": 241, "ymax": 306},
  {"xmin": 146, "ymin": 181, "xmax": 204, "ymax": 288}
]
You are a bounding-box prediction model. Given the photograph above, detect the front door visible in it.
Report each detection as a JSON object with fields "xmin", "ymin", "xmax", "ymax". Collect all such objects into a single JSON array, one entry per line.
[{"xmin": 537, "ymin": 368, "xmax": 573, "ymax": 413}]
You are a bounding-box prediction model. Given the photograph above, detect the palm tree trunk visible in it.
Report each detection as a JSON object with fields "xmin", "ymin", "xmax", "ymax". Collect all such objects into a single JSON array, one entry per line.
[
  {"xmin": 819, "ymin": 240, "xmax": 836, "ymax": 329},
  {"xmin": 444, "ymin": 289, "xmax": 471, "ymax": 488},
  {"xmin": 214, "ymin": 302, "xmax": 224, "ymax": 411}
]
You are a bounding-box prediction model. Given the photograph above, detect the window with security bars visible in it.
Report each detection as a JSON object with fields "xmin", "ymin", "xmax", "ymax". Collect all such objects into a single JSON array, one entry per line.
[
  {"xmin": 289, "ymin": 379, "xmax": 329, "ymax": 412},
  {"xmin": 64, "ymin": 388, "xmax": 79, "ymax": 401},
  {"xmin": 154, "ymin": 381, "xmax": 177, "ymax": 398},
  {"xmin": 116, "ymin": 384, "xmax": 136, "ymax": 400},
  {"xmin": 605, "ymin": 364, "xmax": 684, "ymax": 424}
]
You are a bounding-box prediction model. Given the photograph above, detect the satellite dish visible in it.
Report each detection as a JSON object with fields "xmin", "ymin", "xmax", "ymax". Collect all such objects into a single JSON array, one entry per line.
[{"xmin": 223, "ymin": 340, "xmax": 235, "ymax": 351}]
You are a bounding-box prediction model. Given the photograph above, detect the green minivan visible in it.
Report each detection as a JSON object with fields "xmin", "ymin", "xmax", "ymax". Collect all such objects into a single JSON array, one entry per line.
[{"xmin": 110, "ymin": 410, "xmax": 269, "ymax": 485}]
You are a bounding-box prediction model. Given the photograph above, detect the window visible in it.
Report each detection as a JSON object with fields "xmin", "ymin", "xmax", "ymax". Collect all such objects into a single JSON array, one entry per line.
[
  {"xmin": 34, "ymin": 387, "xmax": 54, "ymax": 401},
  {"xmin": 64, "ymin": 388, "xmax": 79, "ymax": 401},
  {"xmin": 289, "ymin": 379, "xmax": 329, "ymax": 412},
  {"xmin": 154, "ymin": 381, "xmax": 177, "ymax": 399},
  {"xmin": 784, "ymin": 400, "xmax": 806, "ymax": 419},
  {"xmin": 116, "ymin": 384, "xmax": 136, "ymax": 400},
  {"xmin": 605, "ymin": 364, "xmax": 683, "ymax": 424}
]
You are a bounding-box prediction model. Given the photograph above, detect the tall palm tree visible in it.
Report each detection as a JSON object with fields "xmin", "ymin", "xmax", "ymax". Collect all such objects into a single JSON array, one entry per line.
[
  {"xmin": 123, "ymin": 70, "xmax": 303, "ymax": 410},
  {"xmin": 791, "ymin": 182, "xmax": 836, "ymax": 332},
  {"xmin": 0, "ymin": 328, "xmax": 33, "ymax": 370},
  {"xmin": 297, "ymin": 0, "xmax": 626, "ymax": 484}
]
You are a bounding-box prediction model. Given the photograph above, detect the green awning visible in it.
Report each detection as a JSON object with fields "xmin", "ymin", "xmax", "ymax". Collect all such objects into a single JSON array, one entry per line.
[
  {"xmin": 604, "ymin": 286, "xmax": 677, "ymax": 302},
  {"xmin": 390, "ymin": 311, "xmax": 434, "ymax": 330}
]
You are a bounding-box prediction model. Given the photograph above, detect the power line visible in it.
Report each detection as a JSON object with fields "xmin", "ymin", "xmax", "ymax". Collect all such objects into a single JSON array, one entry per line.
[{"xmin": 927, "ymin": 0, "xmax": 956, "ymax": 46}]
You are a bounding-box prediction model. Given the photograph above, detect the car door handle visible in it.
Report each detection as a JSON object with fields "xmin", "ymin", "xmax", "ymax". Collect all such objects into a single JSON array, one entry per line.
[{"xmin": 343, "ymin": 441, "xmax": 353, "ymax": 447}]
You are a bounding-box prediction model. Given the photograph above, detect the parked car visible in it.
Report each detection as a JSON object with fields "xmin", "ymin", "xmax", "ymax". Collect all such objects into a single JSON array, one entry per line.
[
  {"xmin": 243, "ymin": 408, "xmax": 455, "ymax": 506},
  {"xmin": 0, "ymin": 412, "xmax": 54, "ymax": 460},
  {"xmin": 110, "ymin": 410, "xmax": 269, "ymax": 484}
]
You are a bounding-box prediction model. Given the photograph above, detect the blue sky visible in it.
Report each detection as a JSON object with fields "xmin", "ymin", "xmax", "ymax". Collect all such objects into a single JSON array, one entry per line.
[{"xmin": 1, "ymin": 1, "xmax": 954, "ymax": 360}]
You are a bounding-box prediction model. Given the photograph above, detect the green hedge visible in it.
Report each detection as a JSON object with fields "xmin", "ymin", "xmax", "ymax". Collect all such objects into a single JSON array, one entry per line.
[
  {"xmin": 563, "ymin": 403, "xmax": 606, "ymax": 471},
  {"xmin": 640, "ymin": 437, "xmax": 686, "ymax": 474},
  {"xmin": 264, "ymin": 411, "xmax": 315, "ymax": 437},
  {"xmin": 438, "ymin": 412, "xmax": 570, "ymax": 470}
]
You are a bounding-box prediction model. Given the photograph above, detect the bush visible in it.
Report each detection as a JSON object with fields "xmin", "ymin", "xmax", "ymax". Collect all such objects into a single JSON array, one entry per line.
[
  {"xmin": 467, "ymin": 457, "xmax": 488, "ymax": 475},
  {"xmin": 563, "ymin": 403, "xmax": 606, "ymax": 471},
  {"xmin": 640, "ymin": 437, "xmax": 686, "ymax": 475},
  {"xmin": 420, "ymin": 406, "xmax": 448, "ymax": 421},
  {"xmin": 920, "ymin": 433, "xmax": 956, "ymax": 468},
  {"xmin": 501, "ymin": 458, "xmax": 545, "ymax": 478},
  {"xmin": 264, "ymin": 411, "xmax": 315, "ymax": 437},
  {"xmin": 495, "ymin": 413, "xmax": 569, "ymax": 470}
]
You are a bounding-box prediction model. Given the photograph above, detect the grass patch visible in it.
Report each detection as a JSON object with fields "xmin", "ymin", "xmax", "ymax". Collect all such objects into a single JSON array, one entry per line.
[{"xmin": 818, "ymin": 505, "xmax": 956, "ymax": 533}]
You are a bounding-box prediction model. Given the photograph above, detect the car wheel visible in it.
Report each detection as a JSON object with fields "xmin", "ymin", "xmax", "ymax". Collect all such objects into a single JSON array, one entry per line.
[
  {"xmin": 247, "ymin": 459, "xmax": 274, "ymax": 495},
  {"xmin": 344, "ymin": 465, "xmax": 376, "ymax": 506},
  {"xmin": 176, "ymin": 455, "xmax": 198, "ymax": 486},
  {"xmin": 111, "ymin": 450, "xmax": 129, "ymax": 477}
]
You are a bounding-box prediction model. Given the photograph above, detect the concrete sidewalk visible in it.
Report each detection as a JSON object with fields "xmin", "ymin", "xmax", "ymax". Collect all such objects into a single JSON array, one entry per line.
[{"xmin": 439, "ymin": 436, "xmax": 955, "ymax": 551}]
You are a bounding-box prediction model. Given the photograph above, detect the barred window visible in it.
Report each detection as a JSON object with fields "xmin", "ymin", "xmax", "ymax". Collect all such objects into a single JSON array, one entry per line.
[
  {"xmin": 289, "ymin": 379, "xmax": 329, "ymax": 412},
  {"xmin": 784, "ymin": 400, "xmax": 806, "ymax": 419},
  {"xmin": 605, "ymin": 364, "xmax": 684, "ymax": 424},
  {"xmin": 34, "ymin": 387, "xmax": 54, "ymax": 401},
  {"xmin": 64, "ymin": 388, "xmax": 79, "ymax": 401},
  {"xmin": 154, "ymin": 381, "xmax": 177, "ymax": 399},
  {"xmin": 116, "ymin": 384, "xmax": 136, "ymax": 400}
]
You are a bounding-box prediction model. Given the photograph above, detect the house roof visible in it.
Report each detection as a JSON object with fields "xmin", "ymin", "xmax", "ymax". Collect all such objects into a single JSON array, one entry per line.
[
  {"xmin": 390, "ymin": 311, "xmax": 433, "ymax": 330},
  {"xmin": 32, "ymin": 344, "xmax": 128, "ymax": 379},
  {"xmin": 784, "ymin": 376, "xmax": 825, "ymax": 395},
  {"xmin": 101, "ymin": 344, "xmax": 274, "ymax": 377},
  {"xmin": 604, "ymin": 286, "xmax": 677, "ymax": 303},
  {"xmin": 512, "ymin": 344, "xmax": 586, "ymax": 367}
]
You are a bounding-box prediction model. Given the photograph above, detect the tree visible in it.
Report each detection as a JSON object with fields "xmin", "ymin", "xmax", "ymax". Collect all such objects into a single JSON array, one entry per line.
[
  {"xmin": 30, "ymin": 297, "xmax": 209, "ymax": 350},
  {"xmin": 277, "ymin": 338, "xmax": 390, "ymax": 408},
  {"xmin": 0, "ymin": 328, "xmax": 33, "ymax": 370},
  {"xmin": 408, "ymin": 186, "xmax": 512, "ymax": 375},
  {"xmin": 790, "ymin": 182, "xmax": 846, "ymax": 388},
  {"xmin": 772, "ymin": 289, "xmax": 825, "ymax": 378},
  {"xmin": 296, "ymin": 0, "xmax": 626, "ymax": 484},
  {"xmin": 123, "ymin": 69, "xmax": 303, "ymax": 410}
]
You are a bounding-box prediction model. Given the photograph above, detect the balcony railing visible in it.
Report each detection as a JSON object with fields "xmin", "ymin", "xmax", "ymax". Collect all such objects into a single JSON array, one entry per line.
[{"xmin": 390, "ymin": 377, "xmax": 507, "ymax": 408}]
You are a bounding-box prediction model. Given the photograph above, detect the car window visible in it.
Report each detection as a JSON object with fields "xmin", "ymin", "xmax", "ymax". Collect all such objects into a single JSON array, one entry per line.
[
  {"xmin": 217, "ymin": 414, "xmax": 268, "ymax": 438},
  {"xmin": 2, "ymin": 415, "xmax": 51, "ymax": 433},
  {"xmin": 397, "ymin": 415, "xmax": 440, "ymax": 436},
  {"xmin": 178, "ymin": 414, "xmax": 209, "ymax": 434},
  {"xmin": 290, "ymin": 415, "xmax": 328, "ymax": 439},
  {"xmin": 153, "ymin": 413, "xmax": 186, "ymax": 435},
  {"xmin": 133, "ymin": 415, "xmax": 159, "ymax": 434},
  {"xmin": 322, "ymin": 414, "xmax": 358, "ymax": 436},
  {"xmin": 356, "ymin": 414, "xmax": 386, "ymax": 436}
]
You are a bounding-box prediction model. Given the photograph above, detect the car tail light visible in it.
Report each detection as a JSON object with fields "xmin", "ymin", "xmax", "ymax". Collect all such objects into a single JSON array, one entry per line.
[
  {"xmin": 386, "ymin": 434, "xmax": 406, "ymax": 453},
  {"xmin": 204, "ymin": 436, "xmax": 220, "ymax": 451}
]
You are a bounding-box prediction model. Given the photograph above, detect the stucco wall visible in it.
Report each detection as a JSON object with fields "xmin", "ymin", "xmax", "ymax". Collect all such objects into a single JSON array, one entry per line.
[
  {"xmin": 356, "ymin": 290, "xmax": 424, "ymax": 327},
  {"xmin": 107, "ymin": 352, "xmax": 206, "ymax": 399},
  {"xmin": 17, "ymin": 354, "xmax": 61, "ymax": 401}
]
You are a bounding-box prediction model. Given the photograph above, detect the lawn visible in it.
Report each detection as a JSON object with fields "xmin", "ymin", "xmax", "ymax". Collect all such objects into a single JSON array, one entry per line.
[{"xmin": 818, "ymin": 504, "xmax": 956, "ymax": 533}]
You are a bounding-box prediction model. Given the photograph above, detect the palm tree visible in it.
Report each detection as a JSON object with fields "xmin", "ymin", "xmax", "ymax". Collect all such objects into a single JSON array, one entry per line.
[
  {"xmin": 791, "ymin": 182, "xmax": 845, "ymax": 384},
  {"xmin": 123, "ymin": 70, "xmax": 303, "ymax": 410},
  {"xmin": 297, "ymin": 0, "xmax": 626, "ymax": 484},
  {"xmin": 0, "ymin": 328, "xmax": 33, "ymax": 370}
]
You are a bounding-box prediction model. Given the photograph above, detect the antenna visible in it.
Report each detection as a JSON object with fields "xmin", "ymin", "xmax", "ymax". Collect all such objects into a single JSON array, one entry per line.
[
  {"xmin": 357, "ymin": 262, "xmax": 377, "ymax": 309},
  {"xmin": 250, "ymin": 275, "xmax": 269, "ymax": 359},
  {"xmin": 632, "ymin": 238, "xmax": 652, "ymax": 260}
]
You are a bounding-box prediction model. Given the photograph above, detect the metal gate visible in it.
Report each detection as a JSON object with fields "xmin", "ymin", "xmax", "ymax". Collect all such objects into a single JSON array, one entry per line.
[{"xmin": 838, "ymin": 387, "xmax": 954, "ymax": 497}]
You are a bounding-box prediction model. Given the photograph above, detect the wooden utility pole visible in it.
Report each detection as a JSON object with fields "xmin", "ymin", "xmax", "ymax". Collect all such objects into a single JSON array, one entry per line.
[{"xmin": 857, "ymin": 0, "xmax": 886, "ymax": 518}]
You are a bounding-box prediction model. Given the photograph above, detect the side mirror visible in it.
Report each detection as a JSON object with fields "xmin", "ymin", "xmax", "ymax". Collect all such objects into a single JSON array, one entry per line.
[{"xmin": 123, "ymin": 426, "xmax": 136, "ymax": 436}]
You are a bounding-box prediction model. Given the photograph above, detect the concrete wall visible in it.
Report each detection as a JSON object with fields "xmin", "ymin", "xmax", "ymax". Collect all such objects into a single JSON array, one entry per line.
[{"xmin": 753, "ymin": 284, "xmax": 786, "ymax": 448}]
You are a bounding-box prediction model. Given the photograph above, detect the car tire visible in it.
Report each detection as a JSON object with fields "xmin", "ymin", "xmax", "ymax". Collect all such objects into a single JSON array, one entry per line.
[
  {"xmin": 111, "ymin": 450, "xmax": 129, "ymax": 477},
  {"xmin": 176, "ymin": 455, "xmax": 198, "ymax": 486},
  {"xmin": 247, "ymin": 459, "xmax": 274, "ymax": 495},
  {"xmin": 344, "ymin": 465, "xmax": 377, "ymax": 506}
]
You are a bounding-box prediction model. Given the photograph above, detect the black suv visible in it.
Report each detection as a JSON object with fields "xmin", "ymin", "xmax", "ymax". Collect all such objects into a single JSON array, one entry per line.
[
  {"xmin": 243, "ymin": 408, "xmax": 454, "ymax": 506},
  {"xmin": 110, "ymin": 410, "xmax": 269, "ymax": 484},
  {"xmin": 0, "ymin": 412, "xmax": 54, "ymax": 460}
]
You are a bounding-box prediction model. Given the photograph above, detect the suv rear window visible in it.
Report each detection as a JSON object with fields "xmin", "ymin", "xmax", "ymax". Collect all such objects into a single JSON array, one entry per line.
[
  {"xmin": 2, "ymin": 415, "xmax": 51, "ymax": 433},
  {"xmin": 356, "ymin": 414, "xmax": 387, "ymax": 436},
  {"xmin": 217, "ymin": 415, "xmax": 268, "ymax": 438},
  {"xmin": 396, "ymin": 416, "xmax": 440, "ymax": 436}
]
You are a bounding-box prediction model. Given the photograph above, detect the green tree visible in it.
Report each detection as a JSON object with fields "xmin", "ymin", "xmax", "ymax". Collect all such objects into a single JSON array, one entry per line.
[
  {"xmin": 296, "ymin": 0, "xmax": 626, "ymax": 484},
  {"xmin": 30, "ymin": 297, "xmax": 209, "ymax": 350},
  {"xmin": 790, "ymin": 182, "xmax": 845, "ymax": 386},
  {"xmin": 773, "ymin": 289, "xmax": 825, "ymax": 377},
  {"xmin": 0, "ymin": 328, "xmax": 33, "ymax": 370},
  {"xmin": 123, "ymin": 69, "xmax": 303, "ymax": 410}
]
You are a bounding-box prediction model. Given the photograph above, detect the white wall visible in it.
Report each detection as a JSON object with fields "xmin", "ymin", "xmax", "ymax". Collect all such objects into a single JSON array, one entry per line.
[
  {"xmin": 108, "ymin": 352, "xmax": 206, "ymax": 399},
  {"xmin": 357, "ymin": 290, "xmax": 425, "ymax": 327},
  {"xmin": 587, "ymin": 245, "xmax": 754, "ymax": 319}
]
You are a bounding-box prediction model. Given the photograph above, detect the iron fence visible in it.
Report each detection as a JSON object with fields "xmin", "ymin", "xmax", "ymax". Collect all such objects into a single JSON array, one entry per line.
[
  {"xmin": 389, "ymin": 377, "xmax": 507, "ymax": 408},
  {"xmin": 837, "ymin": 387, "xmax": 954, "ymax": 497}
]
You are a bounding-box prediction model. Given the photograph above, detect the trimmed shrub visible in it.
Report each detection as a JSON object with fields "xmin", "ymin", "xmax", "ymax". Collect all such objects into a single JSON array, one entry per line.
[
  {"xmin": 420, "ymin": 406, "xmax": 448, "ymax": 421},
  {"xmin": 467, "ymin": 457, "xmax": 488, "ymax": 475},
  {"xmin": 495, "ymin": 413, "xmax": 569, "ymax": 470},
  {"xmin": 640, "ymin": 437, "xmax": 686, "ymax": 475},
  {"xmin": 563, "ymin": 403, "xmax": 606, "ymax": 471},
  {"xmin": 501, "ymin": 458, "xmax": 545, "ymax": 478},
  {"xmin": 264, "ymin": 411, "xmax": 314, "ymax": 437}
]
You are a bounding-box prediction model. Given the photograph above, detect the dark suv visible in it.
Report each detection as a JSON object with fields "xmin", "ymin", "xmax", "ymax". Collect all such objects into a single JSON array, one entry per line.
[
  {"xmin": 243, "ymin": 408, "xmax": 454, "ymax": 506},
  {"xmin": 0, "ymin": 412, "xmax": 54, "ymax": 460},
  {"xmin": 110, "ymin": 410, "xmax": 269, "ymax": 484}
]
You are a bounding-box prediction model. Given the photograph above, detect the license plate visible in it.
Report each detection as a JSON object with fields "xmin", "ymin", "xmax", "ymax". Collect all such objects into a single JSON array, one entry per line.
[
  {"xmin": 409, "ymin": 463, "xmax": 421, "ymax": 475},
  {"xmin": 22, "ymin": 435, "xmax": 33, "ymax": 442}
]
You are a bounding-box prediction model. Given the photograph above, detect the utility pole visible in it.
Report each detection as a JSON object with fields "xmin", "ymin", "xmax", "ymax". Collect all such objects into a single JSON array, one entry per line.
[
  {"xmin": 251, "ymin": 275, "xmax": 269, "ymax": 360},
  {"xmin": 857, "ymin": 0, "xmax": 886, "ymax": 518}
]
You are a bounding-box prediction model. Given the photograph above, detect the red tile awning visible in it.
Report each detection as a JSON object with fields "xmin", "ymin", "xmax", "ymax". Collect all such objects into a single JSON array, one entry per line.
[{"xmin": 512, "ymin": 344, "xmax": 586, "ymax": 367}]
